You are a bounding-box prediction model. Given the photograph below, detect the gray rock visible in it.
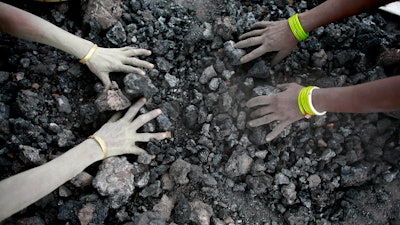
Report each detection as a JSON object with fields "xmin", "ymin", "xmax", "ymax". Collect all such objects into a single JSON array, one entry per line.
[
  {"xmin": 225, "ymin": 147, "xmax": 253, "ymax": 178},
  {"xmin": 199, "ymin": 65, "xmax": 218, "ymax": 84},
  {"xmin": 55, "ymin": 95, "xmax": 72, "ymax": 114},
  {"xmin": 106, "ymin": 21, "xmax": 127, "ymax": 46},
  {"xmin": 208, "ymin": 77, "xmax": 221, "ymax": 91},
  {"xmin": 189, "ymin": 201, "xmax": 213, "ymax": 225},
  {"xmin": 281, "ymin": 183, "xmax": 297, "ymax": 205},
  {"xmin": 124, "ymin": 73, "xmax": 159, "ymax": 100},
  {"xmin": 224, "ymin": 41, "xmax": 245, "ymax": 66},
  {"xmin": 19, "ymin": 145, "xmax": 44, "ymax": 165},
  {"xmin": 164, "ymin": 73, "xmax": 179, "ymax": 88},
  {"xmin": 247, "ymin": 60, "xmax": 271, "ymax": 79},
  {"xmin": 93, "ymin": 157, "xmax": 135, "ymax": 208},
  {"xmin": 169, "ymin": 158, "xmax": 191, "ymax": 185},
  {"xmin": 83, "ymin": 0, "xmax": 122, "ymax": 30}
]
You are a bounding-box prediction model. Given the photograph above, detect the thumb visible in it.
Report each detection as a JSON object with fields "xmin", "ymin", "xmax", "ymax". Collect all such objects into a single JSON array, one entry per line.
[{"xmin": 98, "ymin": 72, "xmax": 112, "ymax": 90}]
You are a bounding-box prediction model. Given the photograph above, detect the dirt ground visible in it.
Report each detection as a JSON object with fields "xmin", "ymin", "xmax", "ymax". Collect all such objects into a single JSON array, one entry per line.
[{"xmin": 0, "ymin": 0, "xmax": 400, "ymax": 224}]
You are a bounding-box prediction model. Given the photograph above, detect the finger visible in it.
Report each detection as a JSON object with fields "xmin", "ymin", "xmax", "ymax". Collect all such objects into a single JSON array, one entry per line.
[
  {"xmin": 135, "ymin": 131, "xmax": 172, "ymax": 142},
  {"xmin": 265, "ymin": 121, "xmax": 291, "ymax": 142},
  {"xmin": 97, "ymin": 72, "xmax": 111, "ymax": 90},
  {"xmin": 271, "ymin": 49, "xmax": 292, "ymax": 66},
  {"xmin": 240, "ymin": 46, "xmax": 270, "ymax": 64},
  {"xmin": 118, "ymin": 65, "xmax": 147, "ymax": 76},
  {"xmin": 129, "ymin": 146, "xmax": 149, "ymax": 156},
  {"xmin": 131, "ymin": 109, "xmax": 162, "ymax": 131},
  {"xmin": 250, "ymin": 106, "xmax": 274, "ymax": 118},
  {"xmin": 250, "ymin": 21, "xmax": 271, "ymax": 29},
  {"xmin": 122, "ymin": 97, "xmax": 147, "ymax": 121},
  {"xmin": 123, "ymin": 57, "xmax": 154, "ymax": 69},
  {"xmin": 109, "ymin": 112, "xmax": 123, "ymax": 122},
  {"xmin": 246, "ymin": 96, "xmax": 273, "ymax": 108},
  {"xmin": 248, "ymin": 114, "xmax": 278, "ymax": 127},
  {"xmin": 233, "ymin": 36, "xmax": 262, "ymax": 49},
  {"xmin": 238, "ymin": 29, "xmax": 265, "ymax": 40},
  {"xmin": 124, "ymin": 48, "xmax": 152, "ymax": 57}
]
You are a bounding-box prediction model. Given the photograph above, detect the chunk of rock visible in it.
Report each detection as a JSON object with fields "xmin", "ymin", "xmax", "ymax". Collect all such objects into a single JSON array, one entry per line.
[
  {"xmin": 93, "ymin": 157, "xmax": 135, "ymax": 208},
  {"xmin": 169, "ymin": 158, "xmax": 192, "ymax": 185},
  {"xmin": 225, "ymin": 147, "xmax": 253, "ymax": 178},
  {"xmin": 95, "ymin": 81, "xmax": 131, "ymax": 112}
]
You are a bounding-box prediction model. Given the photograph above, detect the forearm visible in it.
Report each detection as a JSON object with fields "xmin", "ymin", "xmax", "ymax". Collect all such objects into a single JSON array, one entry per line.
[
  {"xmin": 313, "ymin": 76, "xmax": 400, "ymax": 113},
  {"xmin": 0, "ymin": 2, "xmax": 93, "ymax": 60},
  {"xmin": 298, "ymin": 0, "xmax": 396, "ymax": 32},
  {"xmin": 0, "ymin": 140, "xmax": 103, "ymax": 221}
]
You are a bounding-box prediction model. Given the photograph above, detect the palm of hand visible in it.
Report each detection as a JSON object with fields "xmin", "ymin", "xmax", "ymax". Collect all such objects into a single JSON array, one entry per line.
[{"xmin": 93, "ymin": 98, "xmax": 170, "ymax": 157}]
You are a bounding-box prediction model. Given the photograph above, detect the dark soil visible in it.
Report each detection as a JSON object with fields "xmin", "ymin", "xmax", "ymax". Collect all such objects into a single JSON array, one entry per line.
[{"xmin": 1, "ymin": 0, "xmax": 400, "ymax": 225}]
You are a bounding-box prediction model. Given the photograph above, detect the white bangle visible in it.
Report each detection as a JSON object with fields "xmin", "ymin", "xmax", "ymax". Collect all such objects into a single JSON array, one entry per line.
[{"xmin": 308, "ymin": 87, "xmax": 327, "ymax": 116}]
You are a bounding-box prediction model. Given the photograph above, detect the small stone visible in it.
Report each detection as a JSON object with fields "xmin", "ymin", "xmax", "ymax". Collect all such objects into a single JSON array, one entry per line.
[{"xmin": 307, "ymin": 174, "xmax": 321, "ymax": 188}]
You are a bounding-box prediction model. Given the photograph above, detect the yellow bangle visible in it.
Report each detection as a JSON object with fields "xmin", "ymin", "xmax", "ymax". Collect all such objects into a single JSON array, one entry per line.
[
  {"xmin": 89, "ymin": 135, "xmax": 108, "ymax": 159},
  {"xmin": 288, "ymin": 14, "xmax": 309, "ymax": 41},
  {"xmin": 79, "ymin": 44, "xmax": 98, "ymax": 64},
  {"xmin": 298, "ymin": 86, "xmax": 326, "ymax": 118}
]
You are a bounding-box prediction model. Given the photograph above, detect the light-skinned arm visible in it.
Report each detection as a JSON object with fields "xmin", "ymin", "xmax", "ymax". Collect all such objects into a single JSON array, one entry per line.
[
  {"xmin": 247, "ymin": 76, "xmax": 400, "ymax": 142},
  {"xmin": 234, "ymin": 0, "xmax": 396, "ymax": 65},
  {"xmin": 0, "ymin": 2, "xmax": 154, "ymax": 89},
  {"xmin": 0, "ymin": 98, "xmax": 171, "ymax": 221}
]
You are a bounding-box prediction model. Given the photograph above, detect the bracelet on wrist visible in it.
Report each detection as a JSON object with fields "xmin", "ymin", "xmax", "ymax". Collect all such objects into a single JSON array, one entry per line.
[
  {"xmin": 298, "ymin": 86, "xmax": 326, "ymax": 118},
  {"xmin": 79, "ymin": 44, "xmax": 98, "ymax": 64},
  {"xmin": 288, "ymin": 13, "xmax": 309, "ymax": 42}
]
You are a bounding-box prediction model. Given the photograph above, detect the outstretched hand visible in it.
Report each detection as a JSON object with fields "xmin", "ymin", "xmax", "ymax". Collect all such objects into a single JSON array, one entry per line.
[
  {"xmin": 86, "ymin": 46, "xmax": 154, "ymax": 89},
  {"xmin": 92, "ymin": 98, "xmax": 170, "ymax": 157},
  {"xmin": 234, "ymin": 20, "xmax": 298, "ymax": 65},
  {"xmin": 247, "ymin": 83, "xmax": 304, "ymax": 142}
]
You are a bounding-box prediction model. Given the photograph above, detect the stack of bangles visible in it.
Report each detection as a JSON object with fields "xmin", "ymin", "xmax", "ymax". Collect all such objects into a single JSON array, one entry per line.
[
  {"xmin": 288, "ymin": 13, "xmax": 309, "ymax": 42},
  {"xmin": 298, "ymin": 86, "xmax": 327, "ymax": 119}
]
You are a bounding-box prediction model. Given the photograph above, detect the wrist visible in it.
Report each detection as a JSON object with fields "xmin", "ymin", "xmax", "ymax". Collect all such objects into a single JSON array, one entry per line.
[
  {"xmin": 288, "ymin": 14, "xmax": 309, "ymax": 42},
  {"xmin": 80, "ymin": 139, "xmax": 104, "ymax": 163}
]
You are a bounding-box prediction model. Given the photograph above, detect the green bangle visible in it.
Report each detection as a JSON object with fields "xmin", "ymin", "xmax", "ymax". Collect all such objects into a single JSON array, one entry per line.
[
  {"xmin": 288, "ymin": 13, "xmax": 309, "ymax": 41},
  {"xmin": 298, "ymin": 86, "xmax": 326, "ymax": 119}
]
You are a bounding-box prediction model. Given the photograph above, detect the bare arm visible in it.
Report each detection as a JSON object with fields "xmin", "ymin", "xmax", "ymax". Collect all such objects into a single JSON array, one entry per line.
[
  {"xmin": 0, "ymin": 2, "xmax": 93, "ymax": 60},
  {"xmin": 313, "ymin": 76, "xmax": 400, "ymax": 113},
  {"xmin": 299, "ymin": 0, "xmax": 395, "ymax": 32},
  {"xmin": 0, "ymin": 2, "xmax": 154, "ymax": 89},
  {"xmin": 247, "ymin": 76, "xmax": 400, "ymax": 141},
  {"xmin": 0, "ymin": 98, "xmax": 170, "ymax": 221},
  {"xmin": 0, "ymin": 140, "xmax": 102, "ymax": 221}
]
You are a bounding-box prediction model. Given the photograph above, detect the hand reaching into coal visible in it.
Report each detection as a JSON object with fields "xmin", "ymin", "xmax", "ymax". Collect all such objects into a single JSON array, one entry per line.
[
  {"xmin": 0, "ymin": 2, "xmax": 154, "ymax": 90},
  {"xmin": 234, "ymin": 20, "xmax": 298, "ymax": 65},
  {"xmin": 91, "ymin": 97, "xmax": 170, "ymax": 157},
  {"xmin": 0, "ymin": 98, "xmax": 170, "ymax": 221},
  {"xmin": 247, "ymin": 83, "xmax": 304, "ymax": 142},
  {"xmin": 86, "ymin": 47, "xmax": 154, "ymax": 90}
]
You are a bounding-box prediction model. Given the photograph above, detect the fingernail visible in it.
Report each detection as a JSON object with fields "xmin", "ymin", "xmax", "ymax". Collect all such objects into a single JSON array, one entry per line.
[
  {"xmin": 156, "ymin": 109, "xmax": 162, "ymax": 114},
  {"xmin": 266, "ymin": 137, "xmax": 271, "ymax": 142},
  {"xmin": 165, "ymin": 131, "xmax": 172, "ymax": 138}
]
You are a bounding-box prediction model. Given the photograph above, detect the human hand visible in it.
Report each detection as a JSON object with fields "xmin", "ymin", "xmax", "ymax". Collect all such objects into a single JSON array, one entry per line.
[
  {"xmin": 234, "ymin": 20, "xmax": 298, "ymax": 65},
  {"xmin": 86, "ymin": 46, "xmax": 154, "ymax": 89},
  {"xmin": 92, "ymin": 98, "xmax": 170, "ymax": 157},
  {"xmin": 247, "ymin": 83, "xmax": 304, "ymax": 142}
]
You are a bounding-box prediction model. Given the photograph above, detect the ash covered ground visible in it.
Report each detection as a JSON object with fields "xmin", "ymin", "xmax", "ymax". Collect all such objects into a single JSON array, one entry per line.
[{"xmin": 0, "ymin": 0, "xmax": 400, "ymax": 224}]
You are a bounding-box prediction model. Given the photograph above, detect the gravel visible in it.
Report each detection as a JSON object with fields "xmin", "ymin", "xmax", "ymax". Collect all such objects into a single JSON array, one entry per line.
[{"xmin": 0, "ymin": 0, "xmax": 400, "ymax": 224}]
